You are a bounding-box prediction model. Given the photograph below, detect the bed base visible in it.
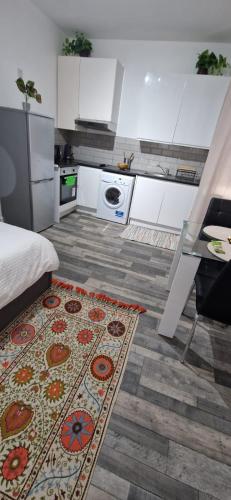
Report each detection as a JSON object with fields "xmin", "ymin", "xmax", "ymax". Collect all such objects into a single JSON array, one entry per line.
[{"xmin": 0, "ymin": 272, "xmax": 52, "ymax": 331}]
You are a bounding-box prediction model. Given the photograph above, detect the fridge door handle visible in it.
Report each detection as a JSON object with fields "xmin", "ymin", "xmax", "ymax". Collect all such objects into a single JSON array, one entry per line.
[{"xmin": 33, "ymin": 178, "xmax": 54, "ymax": 184}]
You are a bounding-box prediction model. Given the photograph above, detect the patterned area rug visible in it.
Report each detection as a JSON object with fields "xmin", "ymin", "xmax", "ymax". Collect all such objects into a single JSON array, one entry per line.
[
  {"xmin": 121, "ymin": 224, "xmax": 180, "ymax": 251},
  {"xmin": 0, "ymin": 281, "xmax": 145, "ymax": 499}
]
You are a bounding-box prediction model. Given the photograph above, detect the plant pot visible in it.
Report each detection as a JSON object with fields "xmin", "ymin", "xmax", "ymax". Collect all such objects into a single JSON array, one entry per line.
[
  {"xmin": 22, "ymin": 101, "xmax": 30, "ymax": 112},
  {"xmin": 79, "ymin": 49, "xmax": 91, "ymax": 57},
  {"xmin": 197, "ymin": 67, "xmax": 208, "ymax": 75}
]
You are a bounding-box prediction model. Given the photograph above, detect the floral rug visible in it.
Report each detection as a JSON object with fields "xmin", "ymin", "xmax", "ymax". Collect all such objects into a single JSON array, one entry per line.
[{"xmin": 0, "ymin": 280, "xmax": 145, "ymax": 499}]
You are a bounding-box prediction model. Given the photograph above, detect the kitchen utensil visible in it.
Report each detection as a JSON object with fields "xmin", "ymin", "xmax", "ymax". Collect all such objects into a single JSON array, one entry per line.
[{"xmin": 128, "ymin": 153, "xmax": 134, "ymax": 170}]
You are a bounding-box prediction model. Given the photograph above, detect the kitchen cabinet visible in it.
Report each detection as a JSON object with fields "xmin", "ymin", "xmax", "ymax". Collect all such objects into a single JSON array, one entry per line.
[
  {"xmin": 173, "ymin": 75, "xmax": 230, "ymax": 148},
  {"xmin": 77, "ymin": 166, "xmax": 101, "ymax": 211},
  {"xmin": 129, "ymin": 176, "xmax": 198, "ymax": 230},
  {"xmin": 138, "ymin": 74, "xmax": 230, "ymax": 147},
  {"xmin": 57, "ymin": 56, "xmax": 80, "ymax": 131},
  {"xmin": 129, "ymin": 177, "xmax": 166, "ymax": 223},
  {"xmin": 157, "ymin": 181, "xmax": 198, "ymax": 229},
  {"xmin": 78, "ymin": 58, "xmax": 124, "ymax": 129},
  {"xmin": 57, "ymin": 57, "xmax": 124, "ymax": 132},
  {"xmin": 138, "ymin": 75, "xmax": 186, "ymax": 143}
]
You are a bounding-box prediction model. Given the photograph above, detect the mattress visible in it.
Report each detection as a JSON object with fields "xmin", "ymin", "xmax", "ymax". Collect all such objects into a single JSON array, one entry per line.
[{"xmin": 0, "ymin": 222, "xmax": 59, "ymax": 309}]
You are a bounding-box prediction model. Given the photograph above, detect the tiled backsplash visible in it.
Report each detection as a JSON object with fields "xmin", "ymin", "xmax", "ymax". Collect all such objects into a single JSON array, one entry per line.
[
  {"xmin": 56, "ymin": 130, "xmax": 208, "ymax": 179},
  {"xmin": 140, "ymin": 141, "xmax": 208, "ymax": 163}
]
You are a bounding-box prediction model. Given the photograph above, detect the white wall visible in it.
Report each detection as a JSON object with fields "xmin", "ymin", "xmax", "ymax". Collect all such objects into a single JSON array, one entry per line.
[
  {"xmin": 91, "ymin": 39, "xmax": 231, "ymax": 138},
  {"xmin": 0, "ymin": 0, "xmax": 65, "ymax": 119},
  {"xmin": 190, "ymin": 81, "xmax": 231, "ymax": 223}
]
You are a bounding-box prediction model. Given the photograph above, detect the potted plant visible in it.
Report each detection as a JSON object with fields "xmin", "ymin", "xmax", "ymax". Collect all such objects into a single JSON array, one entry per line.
[
  {"xmin": 196, "ymin": 50, "xmax": 230, "ymax": 75},
  {"xmin": 16, "ymin": 78, "xmax": 42, "ymax": 111},
  {"xmin": 62, "ymin": 32, "xmax": 93, "ymax": 57},
  {"xmin": 196, "ymin": 50, "xmax": 217, "ymax": 74},
  {"xmin": 209, "ymin": 54, "xmax": 230, "ymax": 75}
]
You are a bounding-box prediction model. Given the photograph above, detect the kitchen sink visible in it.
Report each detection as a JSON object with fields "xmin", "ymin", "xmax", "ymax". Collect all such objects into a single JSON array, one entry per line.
[{"xmin": 144, "ymin": 171, "xmax": 166, "ymax": 177}]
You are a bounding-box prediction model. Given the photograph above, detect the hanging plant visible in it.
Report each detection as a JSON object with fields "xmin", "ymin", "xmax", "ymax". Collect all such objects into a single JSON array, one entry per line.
[{"xmin": 62, "ymin": 32, "xmax": 93, "ymax": 57}]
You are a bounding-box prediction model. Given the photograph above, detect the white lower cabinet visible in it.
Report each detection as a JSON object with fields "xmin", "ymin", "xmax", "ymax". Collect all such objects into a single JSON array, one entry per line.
[
  {"xmin": 129, "ymin": 177, "xmax": 166, "ymax": 223},
  {"xmin": 129, "ymin": 176, "xmax": 198, "ymax": 230},
  {"xmin": 158, "ymin": 181, "xmax": 198, "ymax": 229},
  {"xmin": 77, "ymin": 166, "xmax": 101, "ymax": 211}
]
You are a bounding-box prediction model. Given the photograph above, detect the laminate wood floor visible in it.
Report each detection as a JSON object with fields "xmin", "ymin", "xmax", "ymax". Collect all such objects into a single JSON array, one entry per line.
[{"xmin": 42, "ymin": 212, "xmax": 231, "ymax": 500}]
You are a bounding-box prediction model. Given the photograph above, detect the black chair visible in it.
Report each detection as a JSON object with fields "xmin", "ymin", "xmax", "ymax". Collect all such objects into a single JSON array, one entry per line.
[
  {"xmin": 181, "ymin": 259, "xmax": 231, "ymax": 363},
  {"xmin": 200, "ymin": 197, "xmax": 231, "ymax": 240},
  {"xmin": 181, "ymin": 196, "xmax": 231, "ymax": 362}
]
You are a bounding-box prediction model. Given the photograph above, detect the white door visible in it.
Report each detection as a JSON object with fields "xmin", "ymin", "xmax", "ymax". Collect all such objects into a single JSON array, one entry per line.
[
  {"xmin": 129, "ymin": 177, "xmax": 165, "ymax": 223},
  {"xmin": 57, "ymin": 56, "xmax": 80, "ymax": 130},
  {"xmin": 137, "ymin": 75, "xmax": 186, "ymax": 143},
  {"xmin": 158, "ymin": 182, "xmax": 198, "ymax": 229},
  {"xmin": 173, "ymin": 75, "xmax": 230, "ymax": 147},
  {"xmin": 77, "ymin": 166, "xmax": 101, "ymax": 209},
  {"xmin": 79, "ymin": 58, "xmax": 117, "ymax": 122}
]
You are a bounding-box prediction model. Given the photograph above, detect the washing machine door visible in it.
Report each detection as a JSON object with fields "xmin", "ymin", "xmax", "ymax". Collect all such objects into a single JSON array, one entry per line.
[{"xmin": 103, "ymin": 184, "xmax": 125, "ymax": 209}]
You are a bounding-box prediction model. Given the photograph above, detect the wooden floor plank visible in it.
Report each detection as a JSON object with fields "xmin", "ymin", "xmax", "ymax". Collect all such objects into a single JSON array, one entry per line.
[{"xmin": 42, "ymin": 212, "xmax": 231, "ymax": 500}]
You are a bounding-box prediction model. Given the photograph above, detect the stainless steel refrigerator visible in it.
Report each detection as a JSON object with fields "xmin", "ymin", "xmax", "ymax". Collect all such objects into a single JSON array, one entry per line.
[{"xmin": 0, "ymin": 107, "xmax": 55, "ymax": 232}]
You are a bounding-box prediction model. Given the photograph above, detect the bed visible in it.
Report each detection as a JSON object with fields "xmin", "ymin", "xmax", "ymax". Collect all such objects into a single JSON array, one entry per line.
[{"xmin": 0, "ymin": 222, "xmax": 59, "ymax": 330}]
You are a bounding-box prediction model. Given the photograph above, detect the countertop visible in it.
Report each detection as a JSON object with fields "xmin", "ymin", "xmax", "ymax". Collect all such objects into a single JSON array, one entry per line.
[
  {"xmin": 103, "ymin": 166, "xmax": 200, "ymax": 186},
  {"xmin": 57, "ymin": 160, "xmax": 200, "ymax": 186}
]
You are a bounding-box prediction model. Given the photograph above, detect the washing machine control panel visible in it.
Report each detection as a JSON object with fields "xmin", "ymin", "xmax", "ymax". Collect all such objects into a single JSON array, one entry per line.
[{"xmin": 113, "ymin": 177, "xmax": 128, "ymax": 185}]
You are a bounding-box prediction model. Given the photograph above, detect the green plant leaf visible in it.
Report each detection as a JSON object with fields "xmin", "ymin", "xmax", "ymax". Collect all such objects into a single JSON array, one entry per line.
[
  {"xmin": 209, "ymin": 52, "xmax": 218, "ymax": 66},
  {"xmin": 26, "ymin": 80, "xmax": 35, "ymax": 90},
  {"xmin": 16, "ymin": 77, "xmax": 26, "ymax": 94},
  {"xmin": 36, "ymin": 94, "xmax": 42, "ymax": 104},
  {"xmin": 27, "ymin": 88, "xmax": 36, "ymax": 98}
]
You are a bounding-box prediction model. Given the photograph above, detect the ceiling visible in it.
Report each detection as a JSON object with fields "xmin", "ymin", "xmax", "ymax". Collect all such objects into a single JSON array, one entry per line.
[{"xmin": 31, "ymin": 0, "xmax": 231, "ymax": 42}]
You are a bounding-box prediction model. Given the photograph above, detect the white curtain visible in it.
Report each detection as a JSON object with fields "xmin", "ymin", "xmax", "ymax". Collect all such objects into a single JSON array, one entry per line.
[{"xmin": 190, "ymin": 80, "xmax": 231, "ymax": 223}]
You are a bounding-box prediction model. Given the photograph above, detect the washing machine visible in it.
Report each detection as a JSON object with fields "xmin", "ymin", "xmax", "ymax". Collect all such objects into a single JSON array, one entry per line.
[{"xmin": 97, "ymin": 171, "xmax": 135, "ymax": 224}]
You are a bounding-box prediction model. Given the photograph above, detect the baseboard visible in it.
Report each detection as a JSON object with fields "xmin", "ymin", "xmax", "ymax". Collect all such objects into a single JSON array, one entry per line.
[{"xmin": 129, "ymin": 218, "xmax": 180, "ymax": 234}]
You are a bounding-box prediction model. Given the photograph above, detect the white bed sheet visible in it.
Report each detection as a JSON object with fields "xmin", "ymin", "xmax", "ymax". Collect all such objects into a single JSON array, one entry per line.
[{"xmin": 0, "ymin": 222, "xmax": 59, "ymax": 309}]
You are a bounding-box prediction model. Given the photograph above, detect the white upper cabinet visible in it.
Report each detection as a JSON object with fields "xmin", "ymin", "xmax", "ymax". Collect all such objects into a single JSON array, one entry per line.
[
  {"xmin": 57, "ymin": 56, "xmax": 80, "ymax": 131},
  {"xmin": 173, "ymin": 75, "xmax": 230, "ymax": 148},
  {"xmin": 78, "ymin": 58, "xmax": 124, "ymax": 127},
  {"xmin": 138, "ymin": 74, "xmax": 230, "ymax": 148},
  {"xmin": 137, "ymin": 75, "xmax": 186, "ymax": 143},
  {"xmin": 57, "ymin": 56, "xmax": 124, "ymax": 131}
]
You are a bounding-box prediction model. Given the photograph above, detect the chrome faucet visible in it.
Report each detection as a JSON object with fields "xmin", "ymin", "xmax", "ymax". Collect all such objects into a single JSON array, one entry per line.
[{"xmin": 155, "ymin": 164, "xmax": 170, "ymax": 176}]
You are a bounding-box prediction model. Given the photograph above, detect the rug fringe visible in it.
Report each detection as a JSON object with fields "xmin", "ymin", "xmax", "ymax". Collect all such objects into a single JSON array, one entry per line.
[
  {"xmin": 52, "ymin": 279, "xmax": 146, "ymax": 314},
  {"xmin": 52, "ymin": 278, "xmax": 74, "ymax": 290}
]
